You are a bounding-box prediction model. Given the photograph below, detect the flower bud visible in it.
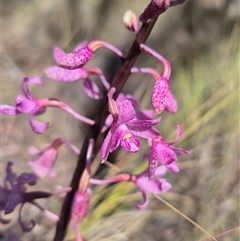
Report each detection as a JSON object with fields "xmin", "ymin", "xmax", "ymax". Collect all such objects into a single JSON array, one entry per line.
[{"xmin": 123, "ymin": 10, "xmax": 138, "ymax": 33}]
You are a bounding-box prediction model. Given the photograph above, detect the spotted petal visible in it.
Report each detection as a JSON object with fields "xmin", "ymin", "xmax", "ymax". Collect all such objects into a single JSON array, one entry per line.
[
  {"xmin": 58, "ymin": 47, "xmax": 94, "ymax": 70},
  {"xmin": 152, "ymin": 139, "xmax": 177, "ymax": 165},
  {"xmin": 45, "ymin": 66, "xmax": 88, "ymax": 82},
  {"xmin": 151, "ymin": 77, "xmax": 169, "ymax": 114},
  {"xmin": 135, "ymin": 188, "xmax": 149, "ymax": 210}
]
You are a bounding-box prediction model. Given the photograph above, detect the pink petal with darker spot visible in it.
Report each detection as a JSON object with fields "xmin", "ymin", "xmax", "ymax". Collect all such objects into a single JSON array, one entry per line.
[
  {"xmin": 151, "ymin": 77, "xmax": 169, "ymax": 114},
  {"xmin": 45, "ymin": 66, "xmax": 88, "ymax": 82},
  {"xmin": 58, "ymin": 47, "xmax": 93, "ymax": 70}
]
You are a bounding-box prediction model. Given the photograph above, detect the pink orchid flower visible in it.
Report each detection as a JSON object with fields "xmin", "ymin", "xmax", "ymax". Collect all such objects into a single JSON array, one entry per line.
[{"xmin": 101, "ymin": 88, "xmax": 161, "ymax": 162}]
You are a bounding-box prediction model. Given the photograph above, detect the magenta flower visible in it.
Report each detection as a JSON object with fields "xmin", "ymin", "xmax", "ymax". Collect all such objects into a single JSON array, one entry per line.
[
  {"xmin": 58, "ymin": 40, "xmax": 124, "ymax": 70},
  {"xmin": 0, "ymin": 76, "xmax": 94, "ymax": 133},
  {"xmin": 70, "ymin": 190, "xmax": 90, "ymax": 241},
  {"xmin": 1, "ymin": 162, "xmax": 71, "ymax": 232},
  {"xmin": 148, "ymin": 122, "xmax": 191, "ymax": 178},
  {"xmin": 90, "ymin": 165, "xmax": 171, "ymax": 211},
  {"xmin": 151, "ymin": 76, "xmax": 169, "ymax": 114},
  {"xmin": 131, "ymin": 65, "xmax": 178, "ymax": 114},
  {"xmin": 139, "ymin": 0, "xmax": 170, "ymax": 23},
  {"xmin": 134, "ymin": 165, "xmax": 172, "ymax": 210},
  {"xmin": 45, "ymin": 44, "xmax": 110, "ymax": 99},
  {"xmin": 101, "ymin": 88, "xmax": 161, "ymax": 162},
  {"xmin": 29, "ymin": 137, "xmax": 80, "ymax": 178},
  {"xmin": 0, "ymin": 76, "xmax": 49, "ymax": 133}
]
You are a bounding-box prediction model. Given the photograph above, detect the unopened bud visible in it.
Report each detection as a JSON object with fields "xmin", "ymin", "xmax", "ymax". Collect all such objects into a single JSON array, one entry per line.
[{"xmin": 123, "ymin": 10, "xmax": 138, "ymax": 33}]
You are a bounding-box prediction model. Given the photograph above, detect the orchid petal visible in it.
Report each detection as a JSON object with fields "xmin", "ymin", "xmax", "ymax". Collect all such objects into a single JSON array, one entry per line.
[
  {"xmin": 165, "ymin": 90, "xmax": 178, "ymax": 113},
  {"xmin": 29, "ymin": 114, "xmax": 49, "ymax": 134},
  {"xmin": 160, "ymin": 179, "xmax": 172, "ymax": 192},
  {"xmin": 45, "ymin": 66, "xmax": 88, "ymax": 82},
  {"xmin": 21, "ymin": 76, "xmax": 43, "ymax": 99},
  {"xmin": 4, "ymin": 192, "xmax": 24, "ymax": 214},
  {"xmin": 117, "ymin": 100, "xmax": 136, "ymax": 125},
  {"xmin": 154, "ymin": 165, "xmax": 167, "ymax": 177},
  {"xmin": 58, "ymin": 46, "xmax": 93, "ymax": 70},
  {"xmin": 101, "ymin": 126, "xmax": 114, "ymax": 161},
  {"xmin": 125, "ymin": 94, "xmax": 140, "ymax": 109},
  {"xmin": 130, "ymin": 127, "xmax": 160, "ymax": 140},
  {"xmin": 29, "ymin": 147, "xmax": 58, "ymax": 179},
  {"xmin": 148, "ymin": 158, "xmax": 158, "ymax": 179},
  {"xmin": 17, "ymin": 173, "xmax": 37, "ymax": 189},
  {"xmin": 152, "ymin": 139, "xmax": 177, "ymax": 165},
  {"xmin": 116, "ymin": 93, "xmax": 126, "ymax": 106},
  {"xmin": 0, "ymin": 186, "xmax": 10, "ymax": 210},
  {"xmin": 53, "ymin": 46, "xmax": 66, "ymax": 62},
  {"xmin": 127, "ymin": 118, "xmax": 161, "ymax": 130},
  {"xmin": 18, "ymin": 203, "xmax": 36, "ymax": 232},
  {"xmin": 137, "ymin": 175, "xmax": 168, "ymax": 194},
  {"xmin": 166, "ymin": 162, "xmax": 179, "ymax": 172},
  {"xmin": 109, "ymin": 126, "xmax": 124, "ymax": 152},
  {"xmin": 83, "ymin": 77, "xmax": 103, "ymax": 99},
  {"xmin": 15, "ymin": 95, "xmax": 35, "ymax": 113},
  {"xmin": 171, "ymin": 146, "xmax": 191, "ymax": 155},
  {"xmin": 137, "ymin": 109, "xmax": 155, "ymax": 120},
  {"xmin": 0, "ymin": 105, "xmax": 18, "ymax": 115},
  {"xmin": 170, "ymin": 122, "xmax": 183, "ymax": 145},
  {"xmin": 121, "ymin": 132, "xmax": 140, "ymax": 152},
  {"xmin": 135, "ymin": 188, "xmax": 149, "ymax": 210},
  {"xmin": 71, "ymin": 190, "xmax": 90, "ymax": 226},
  {"xmin": 28, "ymin": 146, "xmax": 40, "ymax": 155},
  {"xmin": 151, "ymin": 77, "xmax": 169, "ymax": 114}
]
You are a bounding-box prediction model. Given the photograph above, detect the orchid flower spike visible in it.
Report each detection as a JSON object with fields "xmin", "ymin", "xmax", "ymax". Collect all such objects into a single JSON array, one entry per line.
[
  {"xmin": 139, "ymin": 0, "xmax": 170, "ymax": 23},
  {"xmin": 58, "ymin": 40, "xmax": 124, "ymax": 70}
]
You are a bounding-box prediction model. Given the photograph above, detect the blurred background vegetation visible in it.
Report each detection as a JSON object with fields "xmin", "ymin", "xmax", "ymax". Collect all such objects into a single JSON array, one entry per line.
[{"xmin": 1, "ymin": 0, "xmax": 239, "ymax": 241}]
